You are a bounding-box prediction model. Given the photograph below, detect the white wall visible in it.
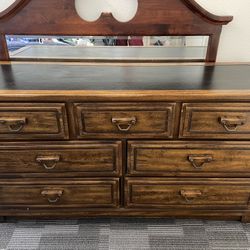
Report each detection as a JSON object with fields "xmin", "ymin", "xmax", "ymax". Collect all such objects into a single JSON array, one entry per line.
[
  {"xmin": 0, "ymin": 0, "xmax": 249, "ymax": 62},
  {"xmin": 0, "ymin": 0, "xmax": 16, "ymax": 12}
]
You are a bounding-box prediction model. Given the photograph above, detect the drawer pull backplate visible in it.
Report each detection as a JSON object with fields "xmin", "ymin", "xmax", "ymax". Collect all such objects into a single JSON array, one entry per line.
[
  {"xmin": 112, "ymin": 117, "xmax": 137, "ymax": 132},
  {"xmin": 0, "ymin": 117, "xmax": 27, "ymax": 132},
  {"xmin": 36, "ymin": 155, "xmax": 61, "ymax": 170},
  {"xmin": 180, "ymin": 189, "xmax": 202, "ymax": 203},
  {"xmin": 188, "ymin": 154, "xmax": 213, "ymax": 170},
  {"xmin": 41, "ymin": 189, "xmax": 63, "ymax": 203},
  {"xmin": 218, "ymin": 116, "xmax": 246, "ymax": 132}
]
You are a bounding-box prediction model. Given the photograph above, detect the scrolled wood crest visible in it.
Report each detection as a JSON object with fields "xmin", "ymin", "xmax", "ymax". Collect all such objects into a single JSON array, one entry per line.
[{"xmin": 0, "ymin": 0, "xmax": 31, "ymax": 19}]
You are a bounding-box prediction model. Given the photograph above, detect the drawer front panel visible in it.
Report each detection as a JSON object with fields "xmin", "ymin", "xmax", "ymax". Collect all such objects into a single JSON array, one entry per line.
[
  {"xmin": 0, "ymin": 103, "xmax": 68, "ymax": 140},
  {"xmin": 128, "ymin": 141, "xmax": 250, "ymax": 177},
  {"xmin": 180, "ymin": 103, "xmax": 250, "ymax": 139},
  {"xmin": 74, "ymin": 103, "xmax": 176, "ymax": 138},
  {"xmin": 125, "ymin": 178, "xmax": 250, "ymax": 209},
  {"xmin": 0, "ymin": 142, "xmax": 121, "ymax": 176},
  {"xmin": 0, "ymin": 179, "xmax": 119, "ymax": 208}
]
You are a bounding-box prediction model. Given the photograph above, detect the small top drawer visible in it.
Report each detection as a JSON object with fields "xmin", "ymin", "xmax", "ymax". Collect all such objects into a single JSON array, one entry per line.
[
  {"xmin": 0, "ymin": 103, "xmax": 68, "ymax": 140},
  {"xmin": 73, "ymin": 103, "xmax": 176, "ymax": 139},
  {"xmin": 180, "ymin": 103, "xmax": 250, "ymax": 139}
]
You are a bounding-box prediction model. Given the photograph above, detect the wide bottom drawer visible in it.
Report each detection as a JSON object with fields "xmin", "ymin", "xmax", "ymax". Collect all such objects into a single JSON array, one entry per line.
[
  {"xmin": 125, "ymin": 178, "xmax": 250, "ymax": 209},
  {"xmin": 0, "ymin": 178, "xmax": 119, "ymax": 208}
]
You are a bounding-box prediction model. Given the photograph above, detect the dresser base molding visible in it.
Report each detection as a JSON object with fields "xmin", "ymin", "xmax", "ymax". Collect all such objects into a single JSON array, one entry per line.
[
  {"xmin": 0, "ymin": 209, "xmax": 246, "ymax": 221},
  {"xmin": 241, "ymin": 212, "xmax": 250, "ymax": 223}
]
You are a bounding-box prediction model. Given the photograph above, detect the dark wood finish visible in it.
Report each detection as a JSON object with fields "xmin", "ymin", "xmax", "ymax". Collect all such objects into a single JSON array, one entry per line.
[
  {"xmin": 0, "ymin": 35, "xmax": 9, "ymax": 61},
  {"xmin": 0, "ymin": 0, "xmax": 232, "ymax": 62},
  {"xmin": 125, "ymin": 178, "xmax": 250, "ymax": 209},
  {"xmin": 0, "ymin": 0, "xmax": 248, "ymax": 222},
  {"xmin": 241, "ymin": 212, "xmax": 250, "ymax": 223},
  {"xmin": 128, "ymin": 141, "xmax": 250, "ymax": 177},
  {"xmin": 0, "ymin": 208, "xmax": 244, "ymax": 220},
  {"xmin": 0, "ymin": 178, "xmax": 119, "ymax": 208},
  {"xmin": 73, "ymin": 103, "xmax": 176, "ymax": 139},
  {"xmin": 0, "ymin": 0, "xmax": 30, "ymax": 19},
  {"xmin": 0, "ymin": 103, "xmax": 68, "ymax": 140},
  {"xmin": 180, "ymin": 103, "xmax": 250, "ymax": 139},
  {"xmin": 206, "ymin": 32, "xmax": 221, "ymax": 62},
  {"xmin": 0, "ymin": 63, "xmax": 248, "ymax": 221},
  {"xmin": 0, "ymin": 141, "xmax": 122, "ymax": 177},
  {"xmin": 181, "ymin": 0, "xmax": 232, "ymax": 24},
  {"xmin": 0, "ymin": 207, "xmax": 244, "ymax": 220},
  {"xmin": 1, "ymin": 63, "xmax": 249, "ymax": 91}
]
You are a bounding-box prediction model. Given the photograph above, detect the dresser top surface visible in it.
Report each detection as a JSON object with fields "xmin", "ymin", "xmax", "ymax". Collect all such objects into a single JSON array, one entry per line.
[{"xmin": 0, "ymin": 62, "xmax": 249, "ymax": 91}]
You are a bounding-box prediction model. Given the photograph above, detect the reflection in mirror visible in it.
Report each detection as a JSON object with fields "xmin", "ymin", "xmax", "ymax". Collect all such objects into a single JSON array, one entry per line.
[
  {"xmin": 7, "ymin": 35, "xmax": 209, "ymax": 62},
  {"xmin": 0, "ymin": 0, "xmax": 17, "ymax": 12}
]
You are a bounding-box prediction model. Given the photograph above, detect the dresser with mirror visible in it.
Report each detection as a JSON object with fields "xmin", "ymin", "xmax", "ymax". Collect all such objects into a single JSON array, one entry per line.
[{"xmin": 1, "ymin": 0, "xmax": 250, "ymax": 222}]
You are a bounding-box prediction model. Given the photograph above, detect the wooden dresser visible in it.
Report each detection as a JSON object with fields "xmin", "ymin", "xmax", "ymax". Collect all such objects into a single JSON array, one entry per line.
[
  {"xmin": 1, "ymin": 0, "xmax": 248, "ymax": 221},
  {"xmin": 0, "ymin": 62, "xmax": 249, "ymax": 221}
]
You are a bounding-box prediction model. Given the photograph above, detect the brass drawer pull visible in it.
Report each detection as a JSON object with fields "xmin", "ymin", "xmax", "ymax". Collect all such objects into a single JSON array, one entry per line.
[
  {"xmin": 112, "ymin": 117, "xmax": 137, "ymax": 132},
  {"xmin": 180, "ymin": 190, "xmax": 202, "ymax": 203},
  {"xmin": 36, "ymin": 155, "xmax": 60, "ymax": 170},
  {"xmin": 188, "ymin": 154, "xmax": 213, "ymax": 169},
  {"xmin": 0, "ymin": 117, "xmax": 27, "ymax": 132},
  {"xmin": 218, "ymin": 116, "xmax": 246, "ymax": 132},
  {"xmin": 41, "ymin": 189, "xmax": 63, "ymax": 203}
]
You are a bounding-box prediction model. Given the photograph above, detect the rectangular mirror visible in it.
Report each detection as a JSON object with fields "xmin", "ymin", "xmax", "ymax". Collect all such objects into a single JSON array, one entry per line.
[{"xmin": 7, "ymin": 35, "xmax": 209, "ymax": 62}]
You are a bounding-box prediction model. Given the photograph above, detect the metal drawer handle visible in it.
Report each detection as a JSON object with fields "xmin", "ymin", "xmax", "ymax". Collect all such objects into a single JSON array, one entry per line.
[
  {"xmin": 0, "ymin": 117, "xmax": 27, "ymax": 132},
  {"xmin": 112, "ymin": 117, "xmax": 137, "ymax": 132},
  {"xmin": 180, "ymin": 190, "xmax": 202, "ymax": 203},
  {"xmin": 188, "ymin": 154, "xmax": 213, "ymax": 170},
  {"xmin": 36, "ymin": 155, "xmax": 60, "ymax": 170},
  {"xmin": 218, "ymin": 116, "xmax": 246, "ymax": 132},
  {"xmin": 41, "ymin": 189, "xmax": 63, "ymax": 203}
]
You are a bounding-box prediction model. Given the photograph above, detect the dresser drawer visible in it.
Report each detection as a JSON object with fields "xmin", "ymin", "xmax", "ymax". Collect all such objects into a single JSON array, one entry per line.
[
  {"xmin": 0, "ymin": 178, "xmax": 119, "ymax": 208},
  {"xmin": 125, "ymin": 178, "xmax": 250, "ymax": 209},
  {"xmin": 128, "ymin": 141, "xmax": 250, "ymax": 177},
  {"xmin": 0, "ymin": 142, "xmax": 121, "ymax": 177},
  {"xmin": 0, "ymin": 103, "xmax": 68, "ymax": 140},
  {"xmin": 180, "ymin": 103, "xmax": 250, "ymax": 139},
  {"xmin": 73, "ymin": 103, "xmax": 176, "ymax": 138}
]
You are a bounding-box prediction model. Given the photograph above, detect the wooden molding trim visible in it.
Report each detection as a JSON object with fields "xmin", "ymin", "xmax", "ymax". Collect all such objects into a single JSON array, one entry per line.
[
  {"xmin": 182, "ymin": 0, "xmax": 233, "ymax": 24},
  {"xmin": 0, "ymin": 0, "xmax": 233, "ymax": 25},
  {"xmin": 0, "ymin": 34, "xmax": 9, "ymax": 60},
  {"xmin": 0, "ymin": 0, "xmax": 31, "ymax": 19}
]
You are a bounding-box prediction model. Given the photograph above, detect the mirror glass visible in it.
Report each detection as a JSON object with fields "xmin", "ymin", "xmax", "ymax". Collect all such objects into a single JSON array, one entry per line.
[{"xmin": 7, "ymin": 35, "xmax": 209, "ymax": 61}]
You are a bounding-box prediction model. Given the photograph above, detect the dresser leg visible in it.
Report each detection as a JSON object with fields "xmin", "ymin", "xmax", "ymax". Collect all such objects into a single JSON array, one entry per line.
[
  {"xmin": 241, "ymin": 213, "xmax": 250, "ymax": 223},
  {"xmin": 0, "ymin": 216, "xmax": 6, "ymax": 222}
]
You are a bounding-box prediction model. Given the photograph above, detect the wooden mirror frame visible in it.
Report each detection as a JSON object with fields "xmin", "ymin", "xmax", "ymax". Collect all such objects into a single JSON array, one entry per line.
[{"xmin": 0, "ymin": 0, "xmax": 233, "ymax": 62}]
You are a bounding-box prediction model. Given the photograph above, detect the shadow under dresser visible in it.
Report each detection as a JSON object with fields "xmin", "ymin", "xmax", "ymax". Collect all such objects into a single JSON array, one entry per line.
[{"xmin": 0, "ymin": 62, "xmax": 250, "ymax": 222}]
